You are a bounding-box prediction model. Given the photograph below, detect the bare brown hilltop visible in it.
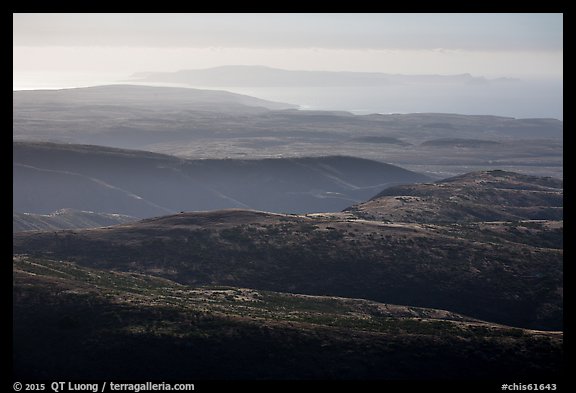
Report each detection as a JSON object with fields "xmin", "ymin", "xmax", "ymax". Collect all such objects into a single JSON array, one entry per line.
[{"xmin": 346, "ymin": 170, "xmax": 562, "ymax": 223}]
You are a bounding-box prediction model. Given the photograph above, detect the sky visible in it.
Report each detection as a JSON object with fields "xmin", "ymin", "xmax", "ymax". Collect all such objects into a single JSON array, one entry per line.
[{"xmin": 13, "ymin": 13, "xmax": 563, "ymax": 84}]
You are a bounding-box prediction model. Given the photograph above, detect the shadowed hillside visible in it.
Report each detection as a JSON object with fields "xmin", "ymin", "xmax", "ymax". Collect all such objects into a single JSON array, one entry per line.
[
  {"xmin": 14, "ymin": 142, "xmax": 428, "ymax": 217},
  {"xmin": 13, "ymin": 255, "xmax": 562, "ymax": 380}
]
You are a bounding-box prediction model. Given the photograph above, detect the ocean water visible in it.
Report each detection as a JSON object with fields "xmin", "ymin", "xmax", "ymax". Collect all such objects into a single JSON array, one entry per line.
[
  {"xmin": 209, "ymin": 81, "xmax": 563, "ymax": 120},
  {"xmin": 13, "ymin": 71, "xmax": 563, "ymax": 120}
]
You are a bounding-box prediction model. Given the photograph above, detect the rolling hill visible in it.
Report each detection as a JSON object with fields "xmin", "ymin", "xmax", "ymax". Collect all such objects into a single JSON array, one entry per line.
[
  {"xmin": 13, "ymin": 171, "xmax": 563, "ymax": 330},
  {"xmin": 13, "ymin": 169, "xmax": 563, "ymax": 380},
  {"xmin": 14, "ymin": 141, "xmax": 428, "ymax": 217}
]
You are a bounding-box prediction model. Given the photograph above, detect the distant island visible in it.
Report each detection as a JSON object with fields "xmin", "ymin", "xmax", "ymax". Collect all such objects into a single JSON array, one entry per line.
[{"xmin": 128, "ymin": 65, "xmax": 517, "ymax": 87}]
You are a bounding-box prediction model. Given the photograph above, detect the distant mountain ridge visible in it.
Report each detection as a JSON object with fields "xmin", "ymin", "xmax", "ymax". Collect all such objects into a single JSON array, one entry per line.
[{"xmin": 129, "ymin": 65, "xmax": 512, "ymax": 87}]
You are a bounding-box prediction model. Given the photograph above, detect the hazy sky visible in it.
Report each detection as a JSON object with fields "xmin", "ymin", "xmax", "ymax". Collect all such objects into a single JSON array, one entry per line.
[{"xmin": 13, "ymin": 13, "xmax": 562, "ymax": 81}]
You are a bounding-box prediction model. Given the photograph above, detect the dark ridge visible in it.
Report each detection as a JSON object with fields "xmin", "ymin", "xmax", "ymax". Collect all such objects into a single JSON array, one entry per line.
[{"xmin": 14, "ymin": 256, "xmax": 562, "ymax": 380}]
